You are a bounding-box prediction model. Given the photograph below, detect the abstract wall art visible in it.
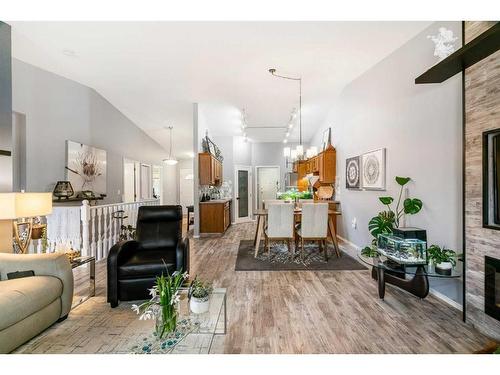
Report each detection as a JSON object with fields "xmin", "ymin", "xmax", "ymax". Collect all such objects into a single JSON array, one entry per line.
[
  {"xmin": 66, "ymin": 140, "xmax": 107, "ymax": 195},
  {"xmin": 345, "ymin": 156, "xmax": 361, "ymax": 189},
  {"xmin": 361, "ymin": 148, "xmax": 386, "ymax": 190}
]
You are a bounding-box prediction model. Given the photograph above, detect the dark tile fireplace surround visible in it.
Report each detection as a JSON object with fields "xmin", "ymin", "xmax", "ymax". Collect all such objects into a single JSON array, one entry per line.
[{"xmin": 485, "ymin": 256, "xmax": 500, "ymax": 322}]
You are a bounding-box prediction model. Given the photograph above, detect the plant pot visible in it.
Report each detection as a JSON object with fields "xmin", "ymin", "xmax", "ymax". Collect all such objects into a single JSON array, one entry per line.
[
  {"xmin": 435, "ymin": 261, "xmax": 453, "ymax": 275},
  {"xmin": 190, "ymin": 296, "xmax": 210, "ymax": 314}
]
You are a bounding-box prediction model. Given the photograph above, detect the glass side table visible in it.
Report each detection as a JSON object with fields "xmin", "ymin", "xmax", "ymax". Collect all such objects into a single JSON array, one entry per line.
[
  {"xmin": 70, "ymin": 256, "xmax": 96, "ymax": 309},
  {"xmin": 358, "ymin": 252, "xmax": 461, "ymax": 299}
]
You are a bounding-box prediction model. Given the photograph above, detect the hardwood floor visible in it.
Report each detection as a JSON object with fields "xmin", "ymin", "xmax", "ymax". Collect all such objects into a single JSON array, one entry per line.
[{"xmin": 15, "ymin": 221, "xmax": 489, "ymax": 354}]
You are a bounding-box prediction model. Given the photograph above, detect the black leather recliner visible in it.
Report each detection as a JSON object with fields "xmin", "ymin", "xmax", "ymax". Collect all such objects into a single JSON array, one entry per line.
[{"xmin": 107, "ymin": 205, "xmax": 189, "ymax": 308}]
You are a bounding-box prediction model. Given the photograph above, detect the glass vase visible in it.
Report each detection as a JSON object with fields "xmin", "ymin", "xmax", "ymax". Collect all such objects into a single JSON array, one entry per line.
[{"xmin": 155, "ymin": 303, "xmax": 178, "ymax": 339}]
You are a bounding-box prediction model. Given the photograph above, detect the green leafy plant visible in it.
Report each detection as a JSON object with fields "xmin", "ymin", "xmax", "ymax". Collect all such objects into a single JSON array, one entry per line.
[
  {"xmin": 277, "ymin": 189, "xmax": 312, "ymax": 200},
  {"xmin": 368, "ymin": 176, "xmax": 423, "ymax": 243},
  {"xmin": 427, "ymin": 245, "xmax": 457, "ymax": 266},
  {"xmin": 361, "ymin": 245, "xmax": 378, "ymax": 257},
  {"xmin": 188, "ymin": 276, "xmax": 213, "ymax": 301}
]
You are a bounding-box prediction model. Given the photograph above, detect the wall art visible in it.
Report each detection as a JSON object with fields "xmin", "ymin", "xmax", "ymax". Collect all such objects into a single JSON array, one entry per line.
[
  {"xmin": 361, "ymin": 148, "xmax": 386, "ymax": 190},
  {"xmin": 345, "ymin": 156, "xmax": 361, "ymax": 189},
  {"xmin": 66, "ymin": 140, "xmax": 107, "ymax": 196}
]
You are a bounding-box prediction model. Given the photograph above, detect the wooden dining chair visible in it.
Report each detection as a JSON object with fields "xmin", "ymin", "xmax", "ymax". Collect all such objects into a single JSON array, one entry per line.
[
  {"xmin": 264, "ymin": 203, "xmax": 295, "ymax": 257},
  {"xmin": 295, "ymin": 203, "xmax": 329, "ymax": 261}
]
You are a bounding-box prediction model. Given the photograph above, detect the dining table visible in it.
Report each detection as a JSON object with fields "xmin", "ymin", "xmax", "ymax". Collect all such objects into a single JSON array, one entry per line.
[{"xmin": 252, "ymin": 207, "xmax": 342, "ymax": 259}]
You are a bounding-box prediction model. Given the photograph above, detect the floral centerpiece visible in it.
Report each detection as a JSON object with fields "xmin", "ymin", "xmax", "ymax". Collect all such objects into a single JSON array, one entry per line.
[{"xmin": 132, "ymin": 270, "xmax": 189, "ymax": 339}]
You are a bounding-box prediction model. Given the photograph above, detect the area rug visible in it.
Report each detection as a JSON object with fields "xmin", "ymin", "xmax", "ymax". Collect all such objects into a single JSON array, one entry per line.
[{"xmin": 235, "ymin": 240, "xmax": 367, "ymax": 271}]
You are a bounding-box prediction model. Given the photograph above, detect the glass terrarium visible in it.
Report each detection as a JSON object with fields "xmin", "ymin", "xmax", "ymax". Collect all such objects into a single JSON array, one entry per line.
[{"xmin": 377, "ymin": 234, "xmax": 427, "ymax": 265}]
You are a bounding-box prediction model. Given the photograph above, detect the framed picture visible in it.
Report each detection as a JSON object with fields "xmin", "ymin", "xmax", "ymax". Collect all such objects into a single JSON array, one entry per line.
[
  {"xmin": 361, "ymin": 148, "xmax": 386, "ymax": 190},
  {"xmin": 322, "ymin": 128, "xmax": 331, "ymax": 150},
  {"xmin": 345, "ymin": 156, "xmax": 361, "ymax": 189},
  {"xmin": 66, "ymin": 140, "xmax": 107, "ymax": 196}
]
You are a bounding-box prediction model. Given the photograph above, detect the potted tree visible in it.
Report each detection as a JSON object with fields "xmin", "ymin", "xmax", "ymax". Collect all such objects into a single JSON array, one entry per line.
[
  {"xmin": 188, "ymin": 276, "xmax": 213, "ymax": 314},
  {"xmin": 428, "ymin": 245, "xmax": 456, "ymax": 275}
]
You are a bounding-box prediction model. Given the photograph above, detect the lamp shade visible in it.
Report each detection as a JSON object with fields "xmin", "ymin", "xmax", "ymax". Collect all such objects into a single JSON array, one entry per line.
[
  {"xmin": 0, "ymin": 192, "xmax": 53, "ymax": 220},
  {"xmin": 283, "ymin": 147, "xmax": 291, "ymax": 158}
]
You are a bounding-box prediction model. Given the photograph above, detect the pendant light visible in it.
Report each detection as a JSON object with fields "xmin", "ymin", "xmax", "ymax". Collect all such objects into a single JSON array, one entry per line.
[
  {"xmin": 163, "ymin": 126, "xmax": 178, "ymax": 165},
  {"xmin": 269, "ymin": 68, "xmax": 303, "ymax": 159}
]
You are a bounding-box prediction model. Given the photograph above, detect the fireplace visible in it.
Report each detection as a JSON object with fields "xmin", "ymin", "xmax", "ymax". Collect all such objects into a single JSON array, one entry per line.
[{"xmin": 485, "ymin": 256, "xmax": 500, "ymax": 321}]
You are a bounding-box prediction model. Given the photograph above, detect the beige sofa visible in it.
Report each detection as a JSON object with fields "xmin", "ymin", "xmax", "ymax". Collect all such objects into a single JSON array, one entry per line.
[{"xmin": 0, "ymin": 253, "xmax": 74, "ymax": 353}]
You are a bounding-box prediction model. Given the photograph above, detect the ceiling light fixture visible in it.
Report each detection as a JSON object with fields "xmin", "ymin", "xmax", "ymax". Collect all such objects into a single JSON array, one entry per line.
[
  {"xmin": 269, "ymin": 68, "xmax": 303, "ymax": 159},
  {"xmin": 163, "ymin": 126, "xmax": 178, "ymax": 165}
]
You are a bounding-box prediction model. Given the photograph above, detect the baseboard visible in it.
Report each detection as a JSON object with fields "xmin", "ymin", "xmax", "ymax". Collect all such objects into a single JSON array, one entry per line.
[{"xmin": 429, "ymin": 288, "xmax": 462, "ymax": 311}]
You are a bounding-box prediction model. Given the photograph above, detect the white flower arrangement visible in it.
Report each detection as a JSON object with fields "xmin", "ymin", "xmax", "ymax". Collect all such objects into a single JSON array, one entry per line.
[{"xmin": 131, "ymin": 270, "xmax": 189, "ymax": 333}]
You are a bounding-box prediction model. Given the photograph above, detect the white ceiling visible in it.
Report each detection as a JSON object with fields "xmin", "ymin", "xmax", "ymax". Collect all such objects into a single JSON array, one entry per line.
[{"xmin": 8, "ymin": 21, "xmax": 431, "ymax": 156}]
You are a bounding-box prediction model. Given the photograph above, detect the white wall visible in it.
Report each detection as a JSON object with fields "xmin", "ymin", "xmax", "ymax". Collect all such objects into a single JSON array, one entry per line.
[
  {"xmin": 12, "ymin": 59, "xmax": 169, "ymax": 203},
  {"xmin": 309, "ymin": 22, "xmax": 462, "ymax": 301}
]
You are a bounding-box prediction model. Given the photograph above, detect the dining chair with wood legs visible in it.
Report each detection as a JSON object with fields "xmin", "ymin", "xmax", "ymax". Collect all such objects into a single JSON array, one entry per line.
[
  {"xmin": 295, "ymin": 203, "xmax": 329, "ymax": 261},
  {"xmin": 264, "ymin": 203, "xmax": 295, "ymax": 258}
]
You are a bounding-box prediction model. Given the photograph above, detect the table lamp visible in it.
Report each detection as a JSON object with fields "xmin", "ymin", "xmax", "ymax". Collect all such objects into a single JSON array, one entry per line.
[{"xmin": 0, "ymin": 192, "xmax": 53, "ymax": 254}]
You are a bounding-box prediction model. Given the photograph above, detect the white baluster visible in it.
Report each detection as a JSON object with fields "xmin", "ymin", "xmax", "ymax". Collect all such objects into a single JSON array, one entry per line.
[
  {"xmin": 103, "ymin": 206, "xmax": 109, "ymax": 257},
  {"xmin": 97, "ymin": 207, "xmax": 103, "ymax": 260},
  {"xmin": 81, "ymin": 200, "xmax": 91, "ymax": 257}
]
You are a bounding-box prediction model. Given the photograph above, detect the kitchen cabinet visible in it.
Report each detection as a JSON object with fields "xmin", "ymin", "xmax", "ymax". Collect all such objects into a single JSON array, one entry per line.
[
  {"xmin": 199, "ymin": 152, "xmax": 223, "ymax": 186},
  {"xmin": 199, "ymin": 199, "xmax": 231, "ymax": 234},
  {"xmin": 318, "ymin": 145, "xmax": 336, "ymax": 184}
]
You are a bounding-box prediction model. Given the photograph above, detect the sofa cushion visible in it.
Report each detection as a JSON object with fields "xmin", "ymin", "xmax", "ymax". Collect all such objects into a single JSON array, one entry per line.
[
  {"xmin": 118, "ymin": 249, "xmax": 176, "ymax": 279},
  {"xmin": 0, "ymin": 276, "xmax": 63, "ymax": 331}
]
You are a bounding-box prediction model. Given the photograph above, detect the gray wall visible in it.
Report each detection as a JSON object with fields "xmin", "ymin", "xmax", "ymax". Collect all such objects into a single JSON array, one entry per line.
[
  {"xmin": 310, "ymin": 21, "xmax": 462, "ymax": 302},
  {"xmin": 0, "ymin": 22, "xmax": 12, "ymax": 192},
  {"xmin": 12, "ymin": 59, "xmax": 168, "ymax": 203},
  {"xmin": 0, "ymin": 22, "xmax": 12, "ymax": 252}
]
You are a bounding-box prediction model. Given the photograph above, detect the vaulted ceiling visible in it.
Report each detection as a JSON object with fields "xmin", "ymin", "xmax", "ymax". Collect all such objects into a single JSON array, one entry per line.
[{"xmin": 9, "ymin": 21, "xmax": 431, "ymax": 157}]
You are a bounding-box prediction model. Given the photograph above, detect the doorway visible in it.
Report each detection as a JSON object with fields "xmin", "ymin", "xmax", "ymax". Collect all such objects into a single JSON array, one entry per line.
[
  {"xmin": 140, "ymin": 164, "xmax": 152, "ymax": 200},
  {"xmin": 179, "ymin": 168, "xmax": 194, "ymax": 215},
  {"xmin": 255, "ymin": 166, "xmax": 280, "ymax": 209},
  {"xmin": 152, "ymin": 165, "xmax": 162, "ymax": 201},
  {"xmin": 234, "ymin": 165, "xmax": 252, "ymax": 222},
  {"xmin": 123, "ymin": 158, "xmax": 140, "ymax": 202}
]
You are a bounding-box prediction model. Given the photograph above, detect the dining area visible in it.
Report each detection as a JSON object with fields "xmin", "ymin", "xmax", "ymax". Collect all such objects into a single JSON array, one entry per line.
[{"xmin": 253, "ymin": 200, "xmax": 342, "ymax": 261}]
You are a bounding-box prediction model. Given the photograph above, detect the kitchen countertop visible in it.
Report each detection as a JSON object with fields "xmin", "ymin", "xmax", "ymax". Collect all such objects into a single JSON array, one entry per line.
[{"xmin": 199, "ymin": 198, "xmax": 232, "ymax": 204}]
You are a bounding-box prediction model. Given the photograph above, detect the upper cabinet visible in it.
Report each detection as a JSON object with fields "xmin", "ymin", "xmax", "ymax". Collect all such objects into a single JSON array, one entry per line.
[
  {"xmin": 199, "ymin": 152, "xmax": 223, "ymax": 186},
  {"xmin": 293, "ymin": 145, "xmax": 336, "ymax": 184},
  {"xmin": 318, "ymin": 145, "xmax": 336, "ymax": 184}
]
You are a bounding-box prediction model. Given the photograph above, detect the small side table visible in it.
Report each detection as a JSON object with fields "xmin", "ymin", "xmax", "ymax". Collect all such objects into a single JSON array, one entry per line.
[{"xmin": 70, "ymin": 256, "xmax": 96, "ymax": 309}]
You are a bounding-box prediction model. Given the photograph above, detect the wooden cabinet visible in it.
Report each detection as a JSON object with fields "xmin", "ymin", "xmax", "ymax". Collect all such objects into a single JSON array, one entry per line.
[
  {"xmin": 311, "ymin": 156, "xmax": 319, "ymax": 173},
  {"xmin": 318, "ymin": 145, "xmax": 336, "ymax": 184},
  {"xmin": 200, "ymin": 200, "xmax": 231, "ymax": 234},
  {"xmin": 292, "ymin": 146, "xmax": 336, "ymax": 184},
  {"xmin": 199, "ymin": 153, "xmax": 223, "ymax": 186},
  {"xmin": 296, "ymin": 161, "xmax": 308, "ymax": 181}
]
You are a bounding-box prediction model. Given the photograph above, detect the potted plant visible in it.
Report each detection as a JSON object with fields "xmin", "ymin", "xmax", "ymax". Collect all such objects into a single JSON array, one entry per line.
[
  {"xmin": 367, "ymin": 176, "xmax": 423, "ymax": 245},
  {"xmin": 188, "ymin": 276, "xmax": 213, "ymax": 314},
  {"xmin": 428, "ymin": 245, "xmax": 456, "ymax": 275}
]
